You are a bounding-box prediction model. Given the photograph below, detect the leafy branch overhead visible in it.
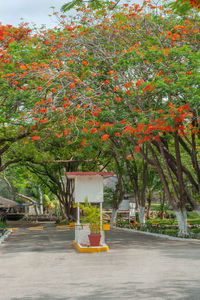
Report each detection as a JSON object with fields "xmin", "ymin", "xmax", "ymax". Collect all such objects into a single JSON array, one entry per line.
[{"xmin": 61, "ymin": 0, "xmax": 117, "ymax": 11}]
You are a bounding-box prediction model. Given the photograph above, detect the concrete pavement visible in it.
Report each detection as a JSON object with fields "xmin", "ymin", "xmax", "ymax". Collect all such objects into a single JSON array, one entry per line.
[{"xmin": 0, "ymin": 223, "xmax": 200, "ymax": 300}]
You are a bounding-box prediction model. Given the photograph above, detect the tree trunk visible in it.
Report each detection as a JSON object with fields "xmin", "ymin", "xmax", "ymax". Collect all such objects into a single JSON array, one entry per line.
[
  {"xmin": 111, "ymin": 208, "xmax": 118, "ymax": 225},
  {"xmin": 174, "ymin": 132, "xmax": 186, "ymax": 209},
  {"xmin": 64, "ymin": 202, "xmax": 71, "ymax": 221},
  {"xmin": 38, "ymin": 185, "xmax": 43, "ymax": 215},
  {"xmin": 148, "ymin": 144, "xmax": 176, "ymax": 208},
  {"xmin": 138, "ymin": 205, "xmax": 145, "ymax": 225},
  {"xmin": 59, "ymin": 202, "xmax": 66, "ymax": 219},
  {"xmin": 160, "ymin": 192, "xmax": 165, "ymax": 220},
  {"xmin": 175, "ymin": 209, "xmax": 189, "ymax": 236},
  {"xmin": 194, "ymin": 208, "xmax": 200, "ymax": 216},
  {"xmin": 34, "ymin": 205, "xmax": 39, "ymax": 221},
  {"xmin": 147, "ymin": 192, "xmax": 152, "ymax": 219}
]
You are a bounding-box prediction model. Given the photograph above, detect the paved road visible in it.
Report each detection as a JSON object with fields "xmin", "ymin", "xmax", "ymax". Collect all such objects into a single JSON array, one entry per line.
[{"xmin": 0, "ymin": 223, "xmax": 200, "ymax": 300}]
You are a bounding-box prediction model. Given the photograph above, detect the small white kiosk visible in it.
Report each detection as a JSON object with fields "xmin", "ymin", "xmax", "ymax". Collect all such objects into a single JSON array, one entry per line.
[{"xmin": 66, "ymin": 172, "xmax": 114, "ymax": 253}]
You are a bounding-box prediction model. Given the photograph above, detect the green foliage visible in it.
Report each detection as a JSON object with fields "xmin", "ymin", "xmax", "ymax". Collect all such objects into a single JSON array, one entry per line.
[
  {"xmin": 103, "ymin": 187, "xmax": 114, "ymax": 208},
  {"xmin": 145, "ymin": 218, "xmax": 177, "ymax": 225},
  {"xmin": 116, "ymin": 219, "xmax": 200, "ymax": 238},
  {"xmin": 61, "ymin": 0, "xmax": 110, "ymax": 11},
  {"xmin": 159, "ymin": 203, "xmax": 168, "ymax": 214},
  {"xmin": 169, "ymin": 0, "xmax": 195, "ymax": 15},
  {"xmin": 0, "ymin": 179, "xmax": 13, "ymax": 199},
  {"xmin": 74, "ymin": 198, "xmax": 102, "ymax": 234},
  {"xmin": 43, "ymin": 194, "xmax": 59, "ymax": 212},
  {"xmin": 0, "ymin": 221, "xmax": 7, "ymax": 229},
  {"xmin": 61, "ymin": 0, "xmax": 84, "ymax": 11},
  {"xmin": 43, "ymin": 194, "xmax": 53, "ymax": 210}
]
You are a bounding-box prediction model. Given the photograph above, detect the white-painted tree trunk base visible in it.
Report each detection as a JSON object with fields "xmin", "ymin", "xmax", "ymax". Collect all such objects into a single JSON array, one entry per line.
[
  {"xmin": 111, "ymin": 208, "xmax": 118, "ymax": 226},
  {"xmin": 0, "ymin": 230, "xmax": 12, "ymax": 245},
  {"xmin": 194, "ymin": 209, "xmax": 200, "ymax": 217},
  {"xmin": 138, "ymin": 205, "xmax": 145, "ymax": 225},
  {"xmin": 38, "ymin": 185, "xmax": 43, "ymax": 215},
  {"xmin": 175, "ymin": 210, "xmax": 189, "ymax": 236}
]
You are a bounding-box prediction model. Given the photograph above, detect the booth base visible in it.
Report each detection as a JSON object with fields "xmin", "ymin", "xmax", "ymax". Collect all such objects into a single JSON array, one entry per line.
[{"xmin": 72, "ymin": 241, "xmax": 109, "ymax": 253}]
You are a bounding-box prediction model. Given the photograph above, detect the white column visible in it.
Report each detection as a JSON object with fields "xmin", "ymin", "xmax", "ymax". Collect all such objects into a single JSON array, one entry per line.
[
  {"xmin": 100, "ymin": 203, "xmax": 103, "ymax": 233},
  {"xmin": 77, "ymin": 202, "xmax": 80, "ymax": 225}
]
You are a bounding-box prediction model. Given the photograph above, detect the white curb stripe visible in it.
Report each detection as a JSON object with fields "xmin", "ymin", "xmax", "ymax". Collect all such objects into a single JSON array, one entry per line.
[{"xmin": 0, "ymin": 230, "xmax": 12, "ymax": 245}]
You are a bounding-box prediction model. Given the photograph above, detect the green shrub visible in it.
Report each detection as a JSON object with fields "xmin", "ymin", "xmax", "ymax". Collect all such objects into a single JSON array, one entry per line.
[
  {"xmin": 116, "ymin": 220, "xmax": 200, "ymax": 239},
  {"xmin": 0, "ymin": 221, "xmax": 6, "ymax": 229},
  {"xmin": 74, "ymin": 199, "xmax": 102, "ymax": 234}
]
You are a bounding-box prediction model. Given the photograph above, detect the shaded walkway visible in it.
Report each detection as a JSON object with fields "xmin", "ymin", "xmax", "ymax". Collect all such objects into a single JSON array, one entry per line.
[{"xmin": 0, "ymin": 224, "xmax": 200, "ymax": 299}]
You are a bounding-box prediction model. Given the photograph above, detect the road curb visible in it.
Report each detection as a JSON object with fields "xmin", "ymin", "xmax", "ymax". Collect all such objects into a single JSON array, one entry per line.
[
  {"xmin": 0, "ymin": 230, "xmax": 12, "ymax": 245},
  {"xmin": 113, "ymin": 226, "xmax": 200, "ymax": 243}
]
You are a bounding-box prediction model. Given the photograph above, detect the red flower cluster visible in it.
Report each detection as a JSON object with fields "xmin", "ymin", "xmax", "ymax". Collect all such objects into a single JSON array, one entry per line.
[
  {"xmin": 101, "ymin": 134, "xmax": 110, "ymax": 141},
  {"xmin": 32, "ymin": 136, "xmax": 40, "ymax": 141}
]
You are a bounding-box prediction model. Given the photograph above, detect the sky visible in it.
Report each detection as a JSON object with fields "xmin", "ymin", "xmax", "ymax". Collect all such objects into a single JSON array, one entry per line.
[
  {"xmin": 0, "ymin": 0, "xmax": 67, "ymax": 28},
  {"xmin": 0, "ymin": 0, "xmax": 143, "ymax": 29}
]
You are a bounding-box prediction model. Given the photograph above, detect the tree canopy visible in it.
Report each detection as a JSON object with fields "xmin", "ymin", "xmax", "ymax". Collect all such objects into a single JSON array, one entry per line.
[{"xmin": 0, "ymin": 1, "xmax": 199, "ymax": 232}]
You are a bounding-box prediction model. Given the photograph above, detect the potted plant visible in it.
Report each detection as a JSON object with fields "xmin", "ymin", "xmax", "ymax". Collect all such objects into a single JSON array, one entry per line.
[{"xmin": 75, "ymin": 199, "xmax": 102, "ymax": 246}]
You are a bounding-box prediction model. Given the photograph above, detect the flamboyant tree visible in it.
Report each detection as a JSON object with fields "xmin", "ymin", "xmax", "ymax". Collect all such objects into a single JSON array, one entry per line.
[
  {"xmin": 0, "ymin": 24, "xmax": 34, "ymax": 171},
  {"xmin": 1, "ymin": 2, "xmax": 200, "ymax": 234},
  {"xmin": 51, "ymin": 3, "xmax": 200, "ymax": 234}
]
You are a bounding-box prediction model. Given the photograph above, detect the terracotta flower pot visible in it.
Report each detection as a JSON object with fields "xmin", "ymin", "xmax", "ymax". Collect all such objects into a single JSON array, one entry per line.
[{"xmin": 88, "ymin": 234, "xmax": 101, "ymax": 246}]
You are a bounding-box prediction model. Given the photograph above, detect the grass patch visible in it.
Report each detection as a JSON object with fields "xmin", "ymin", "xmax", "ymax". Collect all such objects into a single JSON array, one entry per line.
[
  {"xmin": 188, "ymin": 218, "xmax": 200, "ymax": 225},
  {"xmin": 145, "ymin": 219, "xmax": 177, "ymax": 225}
]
